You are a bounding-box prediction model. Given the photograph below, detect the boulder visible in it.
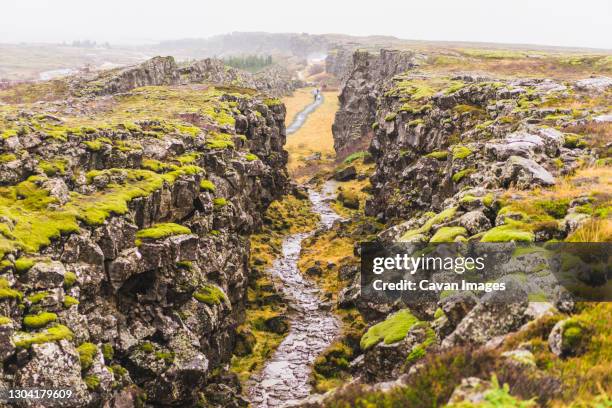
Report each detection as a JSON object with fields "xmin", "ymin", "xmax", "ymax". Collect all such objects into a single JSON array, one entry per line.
[
  {"xmin": 439, "ymin": 292, "xmax": 478, "ymax": 326},
  {"xmin": 548, "ymin": 318, "xmax": 588, "ymax": 357},
  {"xmin": 14, "ymin": 340, "xmax": 90, "ymax": 407},
  {"xmin": 334, "ymin": 166, "xmax": 357, "ymax": 181},
  {"xmin": 458, "ymin": 211, "xmax": 492, "ymax": 235},
  {"xmin": 442, "ymin": 281, "xmax": 528, "ymax": 348},
  {"xmin": 501, "ymin": 156, "xmax": 555, "ymax": 188}
]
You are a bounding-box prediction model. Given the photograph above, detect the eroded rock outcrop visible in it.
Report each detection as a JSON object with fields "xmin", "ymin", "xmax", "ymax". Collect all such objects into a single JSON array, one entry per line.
[
  {"xmin": 332, "ymin": 49, "xmax": 422, "ymax": 159},
  {"xmin": 0, "ymin": 68, "xmax": 289, "ymax": 406},
  {"xmin": 70, "ymin": 56, "xmax": 300, "ymax": 98}
]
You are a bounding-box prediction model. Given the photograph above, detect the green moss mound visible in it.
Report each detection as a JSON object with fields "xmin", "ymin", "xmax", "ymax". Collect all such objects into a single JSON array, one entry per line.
[
  {"xmin": 430, "ymin": 226, "xmax": 468, "ymax": 243},
  {"xmin": 400, "ymin": 207, "xmax": 457, "ymax": 241},
  {"xmin": 15, "ymin": 257, "xmax": 36, "ymax": 273},
  {"xmin": 481, "ymin": 222, "xmax": 534, "ymax": 243},
  {"xmin": 135, "ymin": 223, "xmax": 191, "ymax": 245},
  {"xmin": 63, "ymin": 295, "xmax": 79, "ymax": 308},
  {"xmin": 13, "ymin": 324, "xmax": 73, "ymax": 348},
  {"xmin": 77, "ymin": 342, "xmax": 98, "ymax": 370},
  {"xmin": 452, "ymin": 145, "xmax": 473, "ymax": 160},
  {"xmin": 0, "ymin": 278, "xmax": 23, "ymax": 300},
  {"xmin": 200, "ymin": 179, "xmax": 216, "ymax": 192},
  {"xmin": 63, "ymin": 271, "xmax": 77, "ymax": 288},
  {"xmin": 360, "ymin": 309, "xmax": 419, "ymax": 350},
  {"xmin": 426, "ymin": 151, "xmax": 449, "ymax": 160},
  {"xmin": 193, "ymin": 284, "xmax": 227, "ymax": 305},
  {"xmin": 23, "ymin": 312, "xmax": 57, "ymax": 329},
  {"xmin": 452, "ymin": 168, "xmax": 476, "ymax": 183},
  {"xmin": 213, "ymin": 198, "xmax": 228, "ymax": 207}
]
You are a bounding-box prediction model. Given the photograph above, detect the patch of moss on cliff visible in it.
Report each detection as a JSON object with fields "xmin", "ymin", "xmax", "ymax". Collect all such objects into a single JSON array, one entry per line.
[
  {"xmin": 13, "ymin": 324, "xmax": 73, "ymax": 348},
  {"xmin": 400, "ymin": 207, "xmax": 458, "ymax": 241},
  {"xmin": 199, "ymin": 179, "xmax": 216, "ymax": 192},
  {"xmin": 452, "ymin": 145, "xmax": 474, "ymax": 160},
  {"xmin": 452, "ymin": 168, "xmax": 476, "ymax": 183},
  {"xmin": 426, "ymin": 150, "xmax": 449, "ymax": 160},
  {"xmin": 135, "ymin": 223, "xmax": 191, "ymax": 246},
  {"xmin": 360, "ymin": 309, "xmax": 419, "ymax": 350},
  {"xmin": 77, "ymin": 342, "xmax": 98, "ymax": 370},
  {"xmin": 23, "ymin": 311, "xmax": 57, "ymax": 329},
  {"xmin": 430, "ymin": 226, "xmax": 468, "ymax": 243},
  {"xmin": 193, "ymin": 284, "xmax": 226, "ymax": 305},
  {"xmin": 481, "ymin": 221, "xmax": 534, "ymax": 243}
]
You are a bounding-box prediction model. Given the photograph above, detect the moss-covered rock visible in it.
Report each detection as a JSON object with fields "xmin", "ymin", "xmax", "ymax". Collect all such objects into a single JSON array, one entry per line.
[{"xmin": 360, "ymin": 309, "xmax": 419, "ymax": 350}]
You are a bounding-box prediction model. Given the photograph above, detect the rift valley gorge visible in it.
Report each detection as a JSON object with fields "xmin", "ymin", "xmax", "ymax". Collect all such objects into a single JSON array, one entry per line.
[{"xmin": 0, "ymin": 33, "xmax": 611, "ymax": 407}]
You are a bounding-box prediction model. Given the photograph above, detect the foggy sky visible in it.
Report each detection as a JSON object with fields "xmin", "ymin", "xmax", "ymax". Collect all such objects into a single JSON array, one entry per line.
[{"xmin": 1, "ymin": 0, "xmax": 610, "ymax": 49}]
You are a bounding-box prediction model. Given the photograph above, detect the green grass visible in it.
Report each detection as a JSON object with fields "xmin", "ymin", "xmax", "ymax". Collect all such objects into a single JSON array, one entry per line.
[
  {"xmin": 448, "ymin": 375, "xmax": 536, "ymax": 407},
  {"xmin": 245, "ymin": 153, "xmax": 258, "ymax": 161},
  {"xmin": 343, "ymin": 151, "xmax": 370, "ymax": 164},
  {"xmin": 135, "ymin": 222, "xmax": 191, "ymax": 245},
  {"xmin": 193, "ymin": 284, "xmax": 227, "ymax": 305},
  {"xmin": 360, "ymin": 309, "xmax": 419, "ymax": 350}
]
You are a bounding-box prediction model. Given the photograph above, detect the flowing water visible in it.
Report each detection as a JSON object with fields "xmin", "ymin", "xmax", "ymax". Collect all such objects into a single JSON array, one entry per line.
[
  {"xmin": 286, "ymin": 94, "xmax": 324, "ymax": 135},
  {"xmin": 248, "ymin": 181, "xmax": 342, "ymax": 407}
]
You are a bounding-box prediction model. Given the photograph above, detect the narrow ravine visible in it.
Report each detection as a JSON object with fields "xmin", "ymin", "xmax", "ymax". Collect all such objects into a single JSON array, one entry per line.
[
  {"xmin": 248, "ymin": 182, "xmax": 342, "ymax": 407},
  {"xmin": 286, "ymin": 94, "xmax": 324, "ymax": 135}
]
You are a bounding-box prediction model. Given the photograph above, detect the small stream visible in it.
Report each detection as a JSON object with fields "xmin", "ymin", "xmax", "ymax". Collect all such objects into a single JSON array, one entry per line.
[
  {"xmin": 248, "ymin": 181, "xmax": 342, "ymax": 407},
  {"xmin": 286, "ymin": 94, "xmax": 324, "ymax": 135}
]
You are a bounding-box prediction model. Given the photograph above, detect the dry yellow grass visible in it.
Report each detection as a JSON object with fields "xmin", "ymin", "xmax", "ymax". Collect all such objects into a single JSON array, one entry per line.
[
  {"xmin": 284, "ymin": 91, "xmax": 339, "ymax": 181},
  {"xmin": 283, "ymin": 87, "xmax": 315, "ymax": 126}
]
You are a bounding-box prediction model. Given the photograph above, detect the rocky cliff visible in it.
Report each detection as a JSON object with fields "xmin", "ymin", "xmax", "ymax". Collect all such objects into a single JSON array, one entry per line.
[
  {"xmin": 69, "ymin": 56, "xmax": 300, "ymax": 98},
  {"xmin": 331, "ymin": 49, "xmax": 421, "ymax": 159},
  {"xmin": 0, "ymin": 58, "xmax": 289, "ymax": 406},
  {"xmin": 367, "ymin": 73, "xmax": 606, "ymax": 222},
  {"xmin": 315, "ymin": 54, "xmax": 611, "ymax": 407}
]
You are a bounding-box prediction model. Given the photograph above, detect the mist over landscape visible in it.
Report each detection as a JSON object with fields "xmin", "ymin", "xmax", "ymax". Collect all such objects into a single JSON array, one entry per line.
[{"xmin": 0, "ymin": 1, "xmax": 610, "ymax": 408}]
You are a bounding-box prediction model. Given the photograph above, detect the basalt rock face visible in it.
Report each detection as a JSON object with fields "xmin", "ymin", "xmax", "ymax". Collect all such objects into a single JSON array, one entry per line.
[
  {"xmin": 325, "ymin": 47, "xmax": 355, "ymax": 82},
  {"xmin": 332, "ymin": 49, "xmax": 420, "ymax": 159},
  {"xmin": 72, "ymin": 56, "xmax": 299, "ymax": 98},
  {"xmin": 0, "ymin": 69, "xmax": 289, "ymax": 406},
  {"xmin": 367, "ymin": 73, "xmax": 601, "ymax": 221},
  {"xmin": 319, "ymin": 66, "xmax": 610, "ymax": 404}
]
